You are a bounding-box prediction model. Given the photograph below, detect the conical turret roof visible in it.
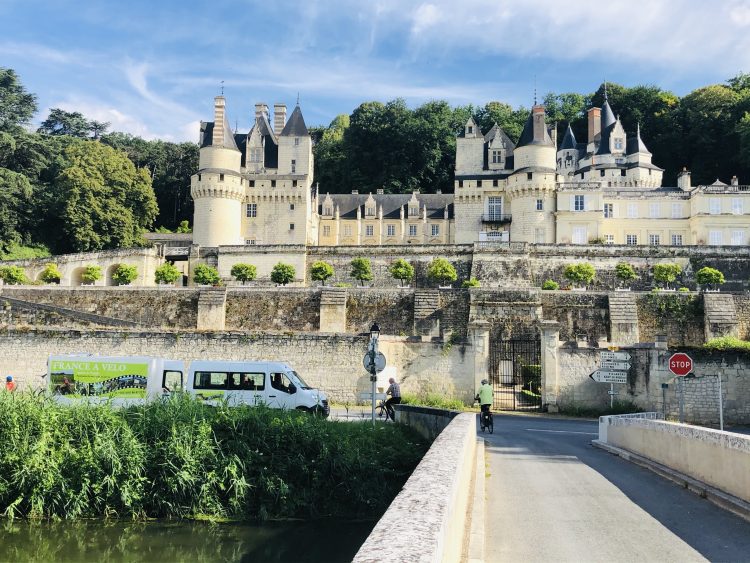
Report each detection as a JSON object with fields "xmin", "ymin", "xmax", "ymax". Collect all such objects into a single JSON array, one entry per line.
[
  {"xmin": 281, "ymin": 105, "xmax": 309, "ymax": 136},
  {"xmin": 560, "ymin": 124, "xmax": 577, "ymax": 150}
]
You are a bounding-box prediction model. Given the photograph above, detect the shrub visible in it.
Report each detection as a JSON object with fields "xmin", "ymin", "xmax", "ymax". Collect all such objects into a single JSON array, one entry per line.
[
  {"xmin": 39, "ymin": 263, "xmax": 61, "ymax": 284},
  {"xmin": 310, "ymin": 261, "xmax": 334, "ymax": 285},
  {"xmin": 231, "ymin": 263, "xmax": 257, "ymax": 284},
  {"xmin": 193, "ymin": 264, "xmax": 220, "ymax": 286},
  {"xmin": 388, "ymin": 259, "xmax": 414, "ymax": 285},
  {"xmin": 175, "ymin": 220, "xmax": 192, "ymax": 234},
  {"xmin": 81, "ymin": 265, "xmax": 101, "ymax": 284},
  {"xmin": 350, "ymin": 258, "xmax": 373, "ymax": 285},
  {"xmin": 705, "ymin": 336, "xmax": 750, "ymax": 351},
  {"xmin": 563, "ymin": 262, "xmax": 595, "ymax": 287},
  {"xmin": 112, "ymin": 264, "xmax": 138, "ymax": 286},
  {"xmin": 678, "ymin": 287, "xmax": 690, "ymax": 293},
  {"xmin": 614, "ymin": 262, "xmax": 637, "ymax": 285},
  {"xmin": 588, "ymin": 237, "xmax": 605, "ymax": 245},
  {"xmin": 271, "ymin": 262, "xmax": 295, "ymax": 286},
  {"xmin": 652, "ymin": 263, "xmax": 682, "ymax": 288},
  {"xmin": 154, "ymin": 263, "xmax": 181, "ymax": 285},
  {"xmin": 695, "ymin": 266, "xmax": 725, "ymax": 289},
  {"xmin": 400, "ymin": 392, "xmax": 465, "ymax": 410},
  {"xmin": 333, "ymin": 282, "xmax": 352, "ymax": 288},
  {"xmin": 426, "ymin": 258, "xmax": 457, "ymax": 286},
  {"xmin": 541, "ymin": 280, "xmax": 559, "ymax": 290},
  {"xmin": 461, "ymin": 277, "xmax": 480, "ymax": 288},
  {"xmin": 0, "ymin": 266, "xmax": 27, "ymax": 285}
]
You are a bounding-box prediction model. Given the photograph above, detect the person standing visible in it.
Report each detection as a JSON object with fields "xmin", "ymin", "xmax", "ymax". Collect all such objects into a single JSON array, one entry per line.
[
  {"xmin": 5, "ymin": 375, "xmax": 16, "ymax": 392},
  {"xmin": 385, "ymin": 377, "xmax": 401, "ymax": 422}
]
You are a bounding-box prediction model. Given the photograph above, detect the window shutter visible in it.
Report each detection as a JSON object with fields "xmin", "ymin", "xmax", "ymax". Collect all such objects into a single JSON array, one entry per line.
[
  {"xmin": 585, "ymin": 196, "xmax": 593, "ymax": 211},
  {"xmin": 570, "ymin": 195, "xmax": 575, "ymax": 211}
]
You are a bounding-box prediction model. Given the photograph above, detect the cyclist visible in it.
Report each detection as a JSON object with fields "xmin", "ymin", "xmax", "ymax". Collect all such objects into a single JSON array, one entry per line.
[
  {"xmin": 384, "ymin": 377, "xmax": 401, "ymax": 422},
  {"xmin": 475, "ymin": 379, "xmax": 493, "ymax": 425}
]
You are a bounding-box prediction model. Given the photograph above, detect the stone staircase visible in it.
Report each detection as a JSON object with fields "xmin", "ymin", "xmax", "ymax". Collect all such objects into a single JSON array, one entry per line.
[
  {"xmin": 608, "ymin": 292, "xmax": 639, "ymax": 345},
  {"xmin": 0, "ymin": 295, "xmax": 141, "ymax": 328},
  {"xmin": 703, "ymin": 293, "xmax": 738, "ymax": 339}
]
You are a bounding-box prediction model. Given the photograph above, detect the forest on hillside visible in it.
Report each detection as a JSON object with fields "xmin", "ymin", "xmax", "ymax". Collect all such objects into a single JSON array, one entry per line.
[{"xmin": 2, "ymin": 66, "xmax": 750, "ymax": 256}]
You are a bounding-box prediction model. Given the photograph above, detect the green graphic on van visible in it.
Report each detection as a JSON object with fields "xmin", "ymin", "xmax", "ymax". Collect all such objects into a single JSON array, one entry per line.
[{"xmin": 50, "ymin": 360, "xmax": 149, "ymax": 398}]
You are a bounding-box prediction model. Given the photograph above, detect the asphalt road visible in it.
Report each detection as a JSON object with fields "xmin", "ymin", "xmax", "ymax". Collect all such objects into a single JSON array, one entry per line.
[{"xmin": 482, "ymin": 414, "xmax": 750, "ymax": 563}]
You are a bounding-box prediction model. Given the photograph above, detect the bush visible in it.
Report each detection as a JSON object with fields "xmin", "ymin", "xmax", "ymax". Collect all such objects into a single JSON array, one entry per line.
[
  {"xmin": 81, "ymin": 265, "xmax": 101, "ymax": 284},
  {"xmin": 193, "ymin": 264, "xmax": 220, "ymax": 286},
  {"xmin": 461, "ymin": 277, "xmax": 480, "ymax": 288},
  {"xmin": 112, "ymin": 264, "xmax": 138, "ymax": 286},
  {"xmin": 154, "ymin": 263, "xmax": 181, "ymax": 285},
  {"xmin": 678, "ymin": 287, "xmax": 690, "ymax": 293},
  {"xmin": 175, "ymin": 220, "xmax": 192, "ymax": 234},
  {"xmin": 388, "ymin": 259, "xmax": 414, "ymax": 285},
  {"xmin": 39, "ymin": 263, "xmax": 61, "ymax": 284},
  {"xmin": 333, "ymin": 282, "xmax": 352, "ymax": 288},
  {"xmin": 400, "ymin": 392, "xmax": 465, "ymax": 410},
  {"xmin": 614, "ymin": 262, "xmax": 637, "ymax": 285},
  {"xmin": 271, "ymin": 262, "xmax": 295, "ymax": 286},
  {"xmin": 652, "ymin": 263, "xmax": 682, "ymax": 288},
  {"xmin": 230, "ymin": 263, "xmax": 257, "ymax": 284},
  {"xmin": 426, "ymin": 258, "xmax": 457, "ymax": 286},
  {"xmin": 695, "ymin": 266, "xmax": 725, "ymax": 288},
  {"xmin": 310, "ymin": 261, "xmax": 334, "ymax": 285},
  {"xmin": 704, "ymin": 336, "xmax": 750, "ymax": 351},
  {"xmin": 0, "ymin": 266, "xmax": 27, "ymax": 285},
  {"xmin": 350, "ymin": 258, "xmax": 373, "ymax": 285},
  {"xmin": 563, "ymin": 262, "xmax": 595, "ymax": 287},
  {"xmin": 541, "ymin": 280, "xmax": 559, "ymax": 290}
]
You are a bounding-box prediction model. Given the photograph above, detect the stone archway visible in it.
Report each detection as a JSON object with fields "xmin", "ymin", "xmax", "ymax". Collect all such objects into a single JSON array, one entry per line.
[{"xmin": 71, "ymin": 267, "xmax": 88, "ymax": 286}]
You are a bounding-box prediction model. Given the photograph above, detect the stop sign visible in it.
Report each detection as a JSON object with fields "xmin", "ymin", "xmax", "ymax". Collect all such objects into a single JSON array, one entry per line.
[{"xmin": 669, "ymin": 352, "xmax": 693, "ymax": 376}]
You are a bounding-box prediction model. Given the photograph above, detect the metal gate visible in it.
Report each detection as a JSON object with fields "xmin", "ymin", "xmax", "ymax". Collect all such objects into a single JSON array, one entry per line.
[{"xmin": 489, "ymin": 338, "xmax": 542, "ymax": 411}]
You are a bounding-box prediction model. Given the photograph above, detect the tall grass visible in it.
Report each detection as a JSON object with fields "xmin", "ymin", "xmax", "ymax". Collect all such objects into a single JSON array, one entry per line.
[
  {"xmin": 400, "ymin": 392, "xmax": 465, "ymax": 411},
  {"xmin": 0, "ymin": 393, "xmax": 428, "ymax": 521}
]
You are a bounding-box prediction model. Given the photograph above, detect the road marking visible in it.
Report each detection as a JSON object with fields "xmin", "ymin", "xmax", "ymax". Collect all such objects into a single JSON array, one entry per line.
[{"xmin": 525, "ymin": 428, "xmax": 598, "ymax": 435}]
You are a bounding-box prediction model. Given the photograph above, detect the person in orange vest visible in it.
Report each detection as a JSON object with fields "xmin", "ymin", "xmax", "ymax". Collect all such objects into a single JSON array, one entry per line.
[{"xmin": 5, "ymin": 375, "xmax": 16, "ymax": 392}]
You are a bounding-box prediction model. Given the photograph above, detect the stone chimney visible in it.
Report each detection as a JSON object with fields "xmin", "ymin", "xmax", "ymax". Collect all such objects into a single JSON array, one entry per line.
[
  {"xmin": 254, "ymin": 103, "xmax": 269, "ymax": 121},
  {"xmin": 273, "ymin": 103, "xmax": 287, "ymax": 133},
  {"xmin": 677, "ymin": 167, "xmax": 692, "ymax": 190},
  {"xmin": 351, "ymin": 189, "xmax": 359, "ymax": 195},
  {"xmin": 532, "ymin": 105, "xmax": 546, "ymax": 142},
  {"xmin": 550, "ymin": 126, "xmax": 557, "ymax": 148},
  {"xmin": 212, "ymin": 96, "xmax": 226, "ymax": 146},
  {"xmin": 587, "ymin": 107, "xmax": 601, "ymax": 143},
  {"xmin": 731, "ymin": 175, "xmax": 739, "ymax": 186},
  {"xmin": 376, "ymin": 188, "xmax": 384, "ymax": 194}
]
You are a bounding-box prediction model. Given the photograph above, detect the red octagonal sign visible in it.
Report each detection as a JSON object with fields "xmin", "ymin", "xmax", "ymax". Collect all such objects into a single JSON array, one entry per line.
[{"xmin": 669, "ymin": 352, "xmax": 693, "ymax": 376}]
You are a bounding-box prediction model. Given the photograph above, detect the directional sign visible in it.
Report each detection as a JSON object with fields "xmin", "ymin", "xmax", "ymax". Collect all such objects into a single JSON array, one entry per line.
[
  {"xmin": 589, "ymin": 369, "xmax": 628, "ymax": 384},
  {"xmin": 600, "ymin": 351, "xmax": 631, "ymax": 362},
  {"xmin": 363, "ymin": 352, "xmax": 386, "ymax": 373},
  {"xmin": 600, "ymin": 360, "xmax": 631, "ymax": 370},
  {"xmin": 668, "ymin": 352, "xmax": 693, "ymax": 377}
]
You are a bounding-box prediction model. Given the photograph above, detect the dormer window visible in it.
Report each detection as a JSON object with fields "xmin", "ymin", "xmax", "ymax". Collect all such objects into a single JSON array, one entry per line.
[
  {"xmin": 467, "ymin": 126, "xmax": 473, "ymax": 134},
  {"xmin": 366, "ymin": 206, "xmax": 375, "ymax": 217},
  {"xmin": 409, "ymin": 206, "xmax": 418, "ymax": 217},
  {"xmin": 250, "ymin": 148, "xmax": 263, "ymax": 163},
  {"xmin": 491, "ymin": 150, "xmax": 503, "ymax": 164},
  {"xmin": 295, "ymin": 137, "xmax": 300, "ymax": 146},
  {"xmin": 323, "ymin": 206, "xmax": 333, "ymax": 216},
  {"xmin": 614, "ymin": 138, "xmax": 623, "ymax": 151}
]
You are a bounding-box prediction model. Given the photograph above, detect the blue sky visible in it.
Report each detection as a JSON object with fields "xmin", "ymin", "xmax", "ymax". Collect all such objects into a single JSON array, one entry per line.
[{"xmin": 2, "ymin": 0, "xmax": 750, "ymax": 142}]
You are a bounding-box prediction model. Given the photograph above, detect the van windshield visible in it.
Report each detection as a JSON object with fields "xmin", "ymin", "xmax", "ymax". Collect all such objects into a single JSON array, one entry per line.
[{"xmin": 288, "ymin": 370, "xmax": 312, "ymax": 390}]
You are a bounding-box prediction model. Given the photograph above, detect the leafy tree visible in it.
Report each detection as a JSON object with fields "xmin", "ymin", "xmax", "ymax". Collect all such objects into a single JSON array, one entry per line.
[
  {"xmin": 461, "ymin": 277, "xmax": 480, "ymax": 288},
  {"xmin": 388, "ymin": 258, "xmax": 414, "ymax": 285},
  {"xmin": 39, "ymin": 263, "xmax": 61, "ymax": 284},
  {"xmin": 0, "ymin": 265, "xmax": 27, "ymax": 285},
  {"xmin": 310, "ymin": 260, "xmax": 334, "ymax": 285},
  {"xmin": 614, "ymin": 263, "xmax": 637, "ymax": 286},
  {"xmin": 0, "ymin": 68, "xmax": 37, "ymax": 131},
  {"xmin": 652, "ymin": 263, "xmax": 682, "ymax": 289},
  {"xmin": 154, "ymin": 263, "xmax": 181, "ymax": 285},
  {"xmin": 350, "ymin": 257, "xmax": 373, "ymax": 285},
  {"xmin": 231, "ymin": 263, "xmax": 257, "ymax": 284},
  {"xmin": 271, "ymin": 262, "xmax": 295, "ymax": 286},
  {"xmin": 81, "ymin": 265, "xmax": 101, "ymax": 284},
  {"xmin": 695, "ymin": 266, "xmax": 725, "ymax": 289},
  {"xmin": 541, "ymin": 280, "xmax": 559, "ymax": 290},
  {"xmin": 193, "ymin": 264, "xmax": 220, "ymax": 286},
  {"xmin": 0, "ymin": 168, "xmax": 32, "ymax": 251},
  {"xmin": 474, "ymin": 101, "xmax": 529, "ymax": 142},
  {"xmin": 427, "ymin": 257, "xmax": 457, "ymax": 286},
  {"xmin": 175, "ymin": 220, "xmax": 192, "ymax": 233},
  {"xmin": 38, "ymin": 108, "xmax": 92, "ymax": 138},
  {"xmin": 563, "ymin": 262, "xmax": 595, "ymax": 288},
  {"xmin": 89, "ymin": 121, "xmax": 110, "ymax": 140},
  {"xmin": 112, "ymin": 264, "xmax": 138, "ymax": 285}
]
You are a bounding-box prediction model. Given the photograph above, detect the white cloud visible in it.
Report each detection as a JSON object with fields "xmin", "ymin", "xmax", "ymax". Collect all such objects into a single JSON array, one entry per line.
[{"xmin": 411, "ymin": 3, "xmax": 442, "ymax": 35}]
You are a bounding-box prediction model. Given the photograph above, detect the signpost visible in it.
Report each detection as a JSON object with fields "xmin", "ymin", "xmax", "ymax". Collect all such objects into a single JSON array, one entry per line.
[
  {"xmin": 668, "ymin": 352, "xmax": 693, "ymax": 377},
  {"xmin": 589, "ymin": 369, "xmax": 628, "ymax": 384},
  {"xmin": 591, "ymin": 350, "xmax": 632, "ymax": 407}
]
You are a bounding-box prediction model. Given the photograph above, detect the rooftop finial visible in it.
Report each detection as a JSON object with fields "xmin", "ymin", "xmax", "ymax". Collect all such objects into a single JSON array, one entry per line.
[
  {"xmin": 534, "ymin": 74, "xmax": 537, "ymax": 105},
  {"xmin": 296, "ymin": 92, "xmax": 300, "ymax": 106},
  {"xmin": 220, "ymin": 80, "xmax": 225, "ymax": 96},
  {"xmin": 604, "ymin": 80, "xmax": 608, "ymax": 100}
]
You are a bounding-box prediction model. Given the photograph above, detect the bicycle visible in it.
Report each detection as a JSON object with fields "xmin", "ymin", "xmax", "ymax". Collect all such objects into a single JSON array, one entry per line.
[
  {"xmin": 375, "ymin": 399, "xmax": 395, "ymax": 421},
  {"xmin": 478, "ymin": 404, "xmax": 493, "ymax": 433}
]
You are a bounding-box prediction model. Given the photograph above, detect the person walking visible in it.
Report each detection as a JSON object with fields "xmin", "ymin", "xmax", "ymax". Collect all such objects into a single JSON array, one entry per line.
[
  {"xmin": 385, "ymin": 377, "xmax": 401, "ymax": 422},
  {"xmin": 5, "ymin": 375, "xmax": 16, "ymax": 392}
]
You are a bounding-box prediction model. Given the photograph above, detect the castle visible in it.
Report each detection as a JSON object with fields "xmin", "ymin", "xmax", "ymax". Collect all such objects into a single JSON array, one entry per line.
[{"xmin": 192, "ymin": 95, "xmax": 750, "ymax": 248}]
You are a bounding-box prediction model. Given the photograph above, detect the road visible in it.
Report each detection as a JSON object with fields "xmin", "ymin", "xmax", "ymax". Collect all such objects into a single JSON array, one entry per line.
[{"xmin": 482, "ymin": 414, "xmax": 750, "ymax": 563}]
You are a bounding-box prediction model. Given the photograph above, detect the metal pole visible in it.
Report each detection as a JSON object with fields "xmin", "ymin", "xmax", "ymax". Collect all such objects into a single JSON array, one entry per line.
[
  {"xmin": 370, "ymin": 340, "xmax": 376, "ymax": 425},
  {"xmin": 610, "ymin": 383, "xmax": 614, "ymax": 409},
  {"xmin": 717, "ymin": 374, "xmax": 724, "ymax": 432},
  {"xmin": 661, "ymin": 383, "xmax": 667, "ymax": 420},
  {"xmin": 678, "ymin": 377, "xmax": 684, "ymax": 423}
]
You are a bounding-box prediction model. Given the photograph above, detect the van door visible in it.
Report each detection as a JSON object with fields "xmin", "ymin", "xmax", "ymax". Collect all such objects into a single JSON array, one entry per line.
[
  {"xmin": 191, "ymin": 370, "xmax": 228, "ymax": 403},
  {"xmin": 225, "ymin": 371, "xmax": 266, "ymax": 406},
  {"xmin": 267, "ymin": 371, "xmax": 298, "ymax": 410}
]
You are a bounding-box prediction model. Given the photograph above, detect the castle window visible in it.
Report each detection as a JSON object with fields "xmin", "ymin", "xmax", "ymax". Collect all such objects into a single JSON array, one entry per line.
[
  {"xmin": 731, "ymin": 230, "xmax": 745, "ymax": 245},
  {"xmin": 536, "ymin": 199, "xmax": 543, "ymax": 211},
  {"xmin": 732, "ymin": 198, "xmax": 743, "ymax": 214},
  {"xmin": 649, "ymin": 203, "xmax": 660, "ymax": 218},
  {"xmin": 387, "ymin": 224, "xmax": 395, "ymax": 236},
  {"xmin": 246, "ymin": 203, "xmax": 257, "ymax": 218},
  {"xmin": 599, "ymin": 170, "xmax": 605, "ymax": 177},
  {"xmin": 323, "ymin": 226, "xmax": 331, "ymax": 237},
  {"xmin": 477, "ymin": 180, "xmax": 482, "ymax": 187},
  {"xmin": 246, "ymin": 239, "xmax": 256, "ymax": 245},
  {"xmin": 709, "ymin": 230, "xmax": 722, "ymax": 245},
  {"xmin": 293, "ymin": 180, "xmax": 298, "ymax": 187},
  {"xmin": 709, "ymin": 198, "xmax": 721, "ymax": 215},
  {"xmin": 605, "ymin": 234, "xmax": 614, "ymax": 244},
  {"xmin": 574, "ymin": 195, "xmax": 585, "ymax": 212},
  {"xmin": 198, "ymin": 174, "xmax": 201, "ymax": 181},
  {"xmin": 249, "ymin": 180, "xmax": 255, "ymax": 187},
  {"xmin": 614, "ymin": 138, "xmax": 623, "ymax": 151},
  {"xmin": 491, "ymin": 150, "xmax": 503, "ymax": 164},
  {"xmin": 295, "ymin": 137, "xmax": 300, "ymax": 146},
  {"xmin": 671, "ymin": 203, "xmax": 682, "ymax": 218},
  {"xmin": 488, "ymin": 197, "xmax": 502, "ymax": 220},
  {"xmin": 603, "ymin": 203, "xmax": 613, "ymax": 218},
  {"xmin": 343, "ymin": 225, "xmax": 352, "ymax": 236},
  {"xmin": 323, "ymin": 206, "xmax": 332, "ymax": 216},
  {"xmin": 671, "ymin": 234, "xmax": 683, "ymax": 246},
  {"xmin": 627, "ymin": 203, "xmax": 638, "ymax": 218},
  {"xmin": 271, "ymin": 180, "xmax": 276, "ymax": 188},
  {"xmin": 458, "ymin": 180, "xmax": 464, "ymax": 188},
  {"xmin": 409, "ymin": 206, "xmax": 418, "ymax": 217},
  {"xmin": 291, "ymin": 159, "xmax": 296, "ymax": 173},
  {"xmin": 220, "ymin": 174, "xmax": 225, "ymax": 181},
  {"xmin": 649, "ymin": 234, "xmax": 660, "ymax": 246},
  {"xmin": 493, "ymin": 180, "xmax": 498, "ymax": 187},
  {"xmin": 620, "ymin": 169, "xmax": 626, "ymax": 177},
  {"xmin": 366, "ymin": 206, "xmax": 375, "ymax": 217},
  {"xmin": 365, "ymin": 225, "xmax": 374, "ymax": 237},
  {"xmin": 527, "ymin": 172, "xmax": 533, "ymax": 180},
  {"xmin": 250, "ymin": 148, "xmax": 263, "ymax": 162},
  {"xmin": 290, "ymin": 223, "xmax": 295, "ymax": 230},
  {"xmin": 409, "ymin": 224, "xmax": 417, "ymax": 237},
  {"xmin": 468, "ymin": 126, "xmax": 473, "ymax": 134},
  {"xmin": 626, "ymin": 234, "xmax": 638, "ymax": 245},
  {"xmin": 290, "ymin": 204, "xmax": 295, "ymax": 210},
  {"xmin": 431, "ymin": 225, "xmax": 440, "ymax": 236}
]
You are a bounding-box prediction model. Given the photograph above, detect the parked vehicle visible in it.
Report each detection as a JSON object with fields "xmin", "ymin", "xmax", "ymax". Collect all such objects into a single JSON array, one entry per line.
[
  {"xmin": 47, "ymin": 354, "xmax": 184, "ymax": 406},
  {"xmin": 186, "ymin": 360, "xmax": 329, "ymax": 416}
]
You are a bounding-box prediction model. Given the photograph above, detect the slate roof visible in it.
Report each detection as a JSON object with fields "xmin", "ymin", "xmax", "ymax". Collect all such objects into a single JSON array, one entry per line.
[
  {"xmin": 281, "ymin": 105, "xmax": 308, "ymax": 136},
  {"xmin": 560, "ymin": 124, "xmax": 577, "ymax": 150},
  {"xmin": 199, "ymin": 115, "xmax": 239, "ymax": 151},
  {"xmin": 626, "ymin": 124, "xmax": 651, "ymax": 155},
  {"xmin": 321, "ymin": 193, "xmax": 454, "ymax": 220},
  {"xmin": 516, "ymin": 111, "xmax": 554, "ymax": 148}
]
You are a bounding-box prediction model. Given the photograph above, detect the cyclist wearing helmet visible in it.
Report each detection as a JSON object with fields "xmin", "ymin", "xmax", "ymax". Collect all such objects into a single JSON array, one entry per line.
[{"xmin": 475, "ymin": 378, "xmax": 492, "ymax": 413}]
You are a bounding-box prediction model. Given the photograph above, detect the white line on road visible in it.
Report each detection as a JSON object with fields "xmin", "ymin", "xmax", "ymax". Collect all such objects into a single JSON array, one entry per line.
[{"xmin": 525, "ymin": 428, "xmax": 598, "ymax": 435}]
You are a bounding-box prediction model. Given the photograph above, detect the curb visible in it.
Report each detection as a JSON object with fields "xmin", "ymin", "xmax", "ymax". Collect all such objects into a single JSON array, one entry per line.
[
  {"xmin": 466, "ymin": 436, "xmax": 485, "ymax": 563},
  {"xmin": 592, "ymin": 440, "xmax": 750, "ymax": 523}
]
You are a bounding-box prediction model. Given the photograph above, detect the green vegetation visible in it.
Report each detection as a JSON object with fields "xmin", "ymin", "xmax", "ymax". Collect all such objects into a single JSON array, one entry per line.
[
  {"xmin": 0, "ymin": 243, "xmax": 50, "ymax": 261},
  {"xmin": 652, "ymin": 263, "xmax": 682, "ymax": 289},
  {"xmin": 642, "ymin": 292, "xmax": 703, "ymax": 324},
  {"xmin": 614, "ymin": 262, "xmax": 637, "ymax": 286},
  {"xmin": 704, "ymin": 336, "xmax": 750, "ymax": 351},
  {"xmin": 678, "ymin": 287, "xmax": 690, "ymax": 293},
  {"xmin": 310, "ymin": 260, "xmax": 334, "ymax": 285},
  {"xmin": 0, "ymin": 393, "xmax": 428, "ymax": 521},
  {"xmin": 270, "ymin": 262, "xmax": 295, "ymax": 286},
  {"xmin": 541, "ymin": 280, "xmax": 559, "ymax": 290},
  {"xmin": 350, "ymin": 257, "xmax": 373, "ymax": 286},
  {"xmin": 230, "ymin": 263, "xmax": 257, "ymax": 284},
  {"xmin": 388, "ymin": 259, "xmax": 414, "ymax": 285},
  {"xmin": 559, "ymin": 400, "xmax": 644, "ymax": 418},
  {"xmin": 81, "ymin": 265, "xmax": 101, "ymax": 284},
  {"xmin": 112, "ymin": 264, "xmax": 138, "ymax": 286},
  {"xmin": 39, "ymin": 263, "xmax": 61, "ymax": 284},
  {"xmin": 400, "ymin": 392, "xmax": 465, "ymax": 411},
  {"xmin": 193, "ymin": 264, "xmax": 220, "ymax": 286},
  {"xmin": 0, "ymin": 265, "xmax": 27, "ymax": 285},
  {"xmin": 426, "ymin": 258, "xmax": 457, "ymax": 286},
  {"xmin": 563, "ymin": 262, "xmax": 595, "ymax": 288},
  {"xmin": 461, "ymin": 277, "xmax": 480, "ymax": 288},
  {"xmin": 154, "ymin": 263, "xmax": 181, "ymax": 285},
  {"xmin": 695, "ymin": 266, "xmax": 725, "ymax": 289}
]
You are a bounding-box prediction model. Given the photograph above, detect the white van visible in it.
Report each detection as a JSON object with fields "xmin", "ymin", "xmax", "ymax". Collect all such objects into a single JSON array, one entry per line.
[
  {"xmin": 186, "ymin": 360, "xmax": 329, "ymax": 417},
  {"xmin": 48, "ymin": 355, "xmax": 184, "ymax": 406}
]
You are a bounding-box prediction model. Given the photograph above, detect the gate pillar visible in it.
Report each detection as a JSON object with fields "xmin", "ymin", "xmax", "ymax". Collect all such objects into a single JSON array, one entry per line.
[
  {"xmin": 540, "ymin": 320, "xmax": 560, "ymax": 413},
  {"xmin": 469, "ymin": 320, "xmax": 490, "ymax": 394}
]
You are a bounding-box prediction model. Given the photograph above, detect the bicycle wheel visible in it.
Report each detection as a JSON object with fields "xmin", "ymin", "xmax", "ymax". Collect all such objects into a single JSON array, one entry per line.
[{"xmin": 488, "ymin": 415, "xmax": 494, "ymax": 434}]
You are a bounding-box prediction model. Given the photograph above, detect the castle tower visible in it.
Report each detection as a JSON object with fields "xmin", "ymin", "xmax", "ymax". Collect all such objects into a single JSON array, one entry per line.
[
  {"xmin": 191, "ymin": 96, "xmax": 244, "ymax": 247},
  {"xmin": 556, "ymin": 124, "xmax": 579, "ymax": 177}
]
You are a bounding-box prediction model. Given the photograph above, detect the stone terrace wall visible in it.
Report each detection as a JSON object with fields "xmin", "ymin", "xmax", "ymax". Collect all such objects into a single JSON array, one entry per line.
[
  {"xmin": 541, "ymin": 291, "xmax": 609, "ymax": 343},
  {"xmin": 734, "ymin": 294, "xmax": 750, "ymax": 340},
  {"xmin": 225, "ymin": 288, "xmax": 320, "ymax": 332},
  {"xmin": 345, "ymin": 289, "xmax": 414, "ymax": 336},
  {"xmin": 469, "ymin": 289, "xmax": 542, "ymax": 339},
  {"xmin": 636, "ymin": 292, "xmax": 705, "ymax": 347}
]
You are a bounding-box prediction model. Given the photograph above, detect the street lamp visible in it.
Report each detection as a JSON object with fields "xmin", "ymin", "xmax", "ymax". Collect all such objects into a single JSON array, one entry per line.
[
  {"xmin": 370, "ymin": 322, "xmax": 380, "ymax": 342},
  {"xmin": 369, "ymin": 322, "xmax": 380, "ymax": 424}
]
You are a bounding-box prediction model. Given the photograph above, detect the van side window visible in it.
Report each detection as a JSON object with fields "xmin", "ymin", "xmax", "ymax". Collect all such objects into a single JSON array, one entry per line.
[
  {"xmin": 163, "ymin": 370, "xmax": 183, "ymax": 392},
  {"xmin": 228, "ymin": 372, "xmax": 265, "ymax": 391},
  {"xmin": 194, "ymin": 371, "xmax": 228, "ymax": 389},
  {"xmin": 271, "ymin": 372, "xmax": 294, "ymax": 394}
]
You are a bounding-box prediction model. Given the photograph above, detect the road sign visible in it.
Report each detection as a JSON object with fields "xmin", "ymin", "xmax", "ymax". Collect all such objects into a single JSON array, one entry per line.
[
  {"xmin": 589, "ymin": 369, "xmax": 628, "ymax": 384},
  {"xmin": 600, "ymin": 360, "xmax": 630, "ymax": 370},
  {"xmin": 668, "ymin": 352, "xmax": 693, "ymax": 377},
  {"xmin": 363, "ymin": 352, "xmax": 386, "ymax": 373},
  {"xmin": 600, "ymin": 351, "xmax": 631, "ymax": 362}
]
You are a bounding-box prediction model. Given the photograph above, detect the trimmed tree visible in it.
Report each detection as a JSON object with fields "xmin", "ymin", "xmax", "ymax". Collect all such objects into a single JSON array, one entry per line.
[
  {"xmin": 81, "ymin": 265, "xmax": 101, "ymax": 284},
  {"xmin": 193, "ymin": 264, "xmax": 220, "ymax": 286},
  {"xmin": 614, "ymin": 262, "xmax": 637, "ymax": 288},
  {"xmin": 427, "ymin": 258, "xmax": 458, "ymax": 287},
  {"xmin": 541, "ymin": 280, "xmax": 559, "ymax": 290},
  {"xmin": 155, "ymin": 263, "xmax": 181, "ymax": 285},
  {"xmin": 388, "ymin": 259, "xmax": 414, "ymax": 286},
  {"xmin": 461, "ymin": 277, "xmax": 480, "ymax": 288},
  {"xmin": 563, "ymin": 262, "xmax": 595, "ymax": 288},
  {"xmin": 0, "ymin": 266, "xmax": 27, "ymax": 285},
  {"xmin": 310, "ymin": 260, "xmax": 334, "ymax": 285},
  {"xmin": 39, "ymin": 263, "xmax": 62, "ymax": 284},
  {"xmin": 696, "ymin": 266, "xmax": 725, "ymax": 290},
  {"xmin": 112, "ymin": 264, "xmax": 138, "ymax": 286},
  {"xmin": 652, "ymin": 263, "xmax": 682, "ymax": 289},
  {"xmin": 271, "ymin": 262, "xmax": 296, "ymax": 286},
  {"xmin": 231, "ymin": 263, "xmax": 257, "ymax": 284},
  {"xmin": 350, "ymin": 257, "xmax": 373, "ymax": 286}
]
